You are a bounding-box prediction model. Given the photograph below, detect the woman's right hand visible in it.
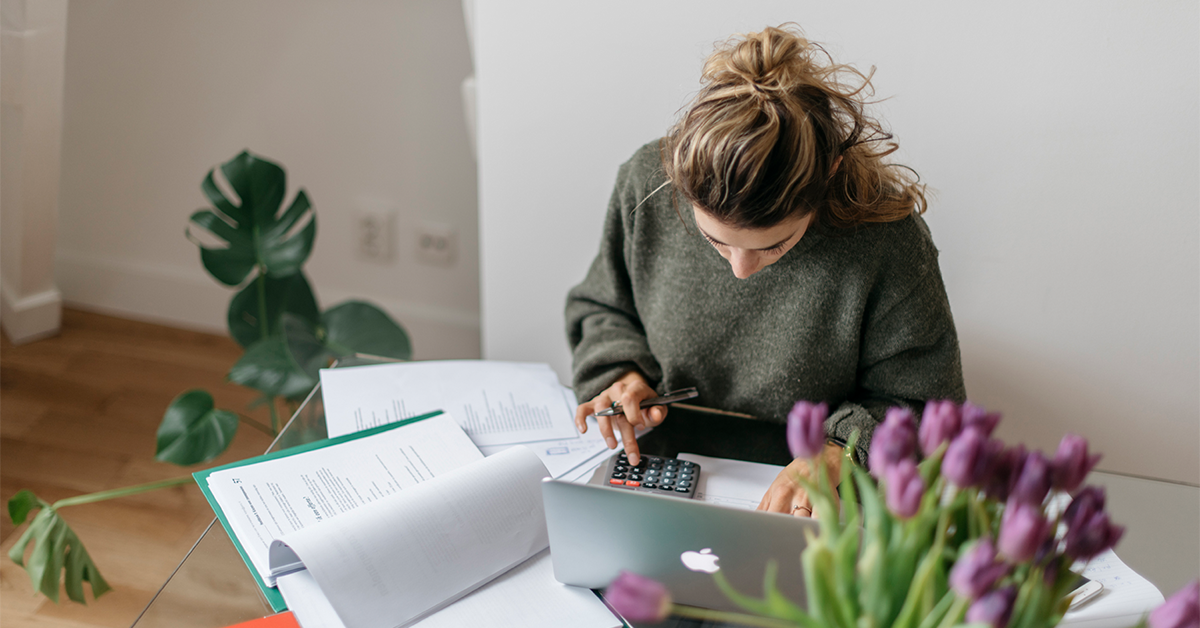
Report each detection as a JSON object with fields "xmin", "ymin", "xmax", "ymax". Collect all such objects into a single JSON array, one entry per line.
[{"xmin": 574, "ymin": 370, "xmax": 667, "ymax": 466}]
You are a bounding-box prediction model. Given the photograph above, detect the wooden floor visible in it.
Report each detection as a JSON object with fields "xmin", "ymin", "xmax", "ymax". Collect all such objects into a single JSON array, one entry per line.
[{"xmin": 1, "ymin": 309, "xmax": 277, "ymax": 628}]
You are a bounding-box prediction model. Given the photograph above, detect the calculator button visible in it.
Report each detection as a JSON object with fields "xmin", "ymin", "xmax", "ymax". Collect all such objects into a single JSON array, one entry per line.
[
  {"xmin": 615, "ymin": 465, "xmax": 628, "ymax": 472},
  {"xmin": 675, "ymin": 487, "xmax": 690, "ymax": 493},
  {"xmin": 682, "ymin": 461, "xmax": 693, "ymax": 468},
  {"xmin": 629, "ymin": 474, "xmax": 642, "ymax": 481},
  {"xmin": 625, "ymin": 480, "xmax": 641, "ymax": 487},
  {"xmin": 663, "ymin": 471, "xmax": 676, "ymax": 478},
  {"xmin": 609, "ymin": 479, "xmax": 625, "ymax": 485},
  {"xmin": 680, "ymin": 472, "xmax": 693, "ymax": 480},
  {"xmin": 660, "ymin": 478, "xmax": 675, "ymax": 486},
  {"xmin": 678, "ymin": 481, "xmax": 691, "ymax": 489},
  {"xmin": 611, "ymin": 473, "xmax": 626, "ymax": 479},
  {"xmin": 642, "ymin": 482, "xmax": 657, "ymax": 489},
  {"xmin": 660, "ymin": 484, "xmax": 675, "ymax": 491},
  {"xmin": 649, "ymin": 461, "xmax": 663, "ymax": 468},
  {"xmin": 646, "ymin": 469, "xmax": 659, "ymax": 476}
]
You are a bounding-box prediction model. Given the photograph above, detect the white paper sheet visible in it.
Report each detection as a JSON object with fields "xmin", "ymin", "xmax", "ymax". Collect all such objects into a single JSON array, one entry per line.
[
  {"xmin": 677, "ymin": 453, "xmax": 784, "ymax": 510},
  {"xmin": 278, "ymin": 550, "xmax": 619, "ymax": 628},
  {"xmin": 205, "ymin": 413, "xmax": 482, "ymax": 584},
  {"xmin": 273, "ymin": 447, "xmax": 552, "ymax": 628},
  {"xmin": 320, "ymin": 361, "xmax": 578, "ymax": 446},
  {"xmin": 1061, "ymin": 550, "xmax": 1165, "ymax": 628}
]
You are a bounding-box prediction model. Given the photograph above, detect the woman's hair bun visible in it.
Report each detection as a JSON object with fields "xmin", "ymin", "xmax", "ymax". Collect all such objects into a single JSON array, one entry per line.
[{"xmin": 701, "ymin": 24, "xmax": 817, "ymax": 98}]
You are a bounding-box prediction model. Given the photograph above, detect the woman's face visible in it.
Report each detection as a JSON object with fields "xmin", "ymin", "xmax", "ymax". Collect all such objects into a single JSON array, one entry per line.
[{"xmin": 692, "ymin": 206, "xmax": 813, "ymax": 279}]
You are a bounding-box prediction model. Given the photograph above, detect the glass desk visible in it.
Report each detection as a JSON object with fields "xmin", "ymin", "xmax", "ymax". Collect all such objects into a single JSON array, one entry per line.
[
  {"xmin": 131, "ymin": 378, "xmax": 332, "ymax": 628},
  {"xmin": 129, "ymin": 360, "xmax": 802, "ymax": 628}
]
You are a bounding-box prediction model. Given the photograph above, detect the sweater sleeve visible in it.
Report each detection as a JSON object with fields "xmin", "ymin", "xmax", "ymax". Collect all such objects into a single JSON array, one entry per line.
[
  {"xmin": 825, "ymin": 228, "xmax": 967, "ymax": 466},
  {"xmin": 565, "ymin": 154, "xmax": 665, "ymax": 403}
]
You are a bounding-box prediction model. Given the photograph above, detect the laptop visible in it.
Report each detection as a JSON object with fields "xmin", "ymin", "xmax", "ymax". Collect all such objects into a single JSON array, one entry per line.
[{"xmin": 541, "ymin": 479, "xmax": 818, "ymax": 612}]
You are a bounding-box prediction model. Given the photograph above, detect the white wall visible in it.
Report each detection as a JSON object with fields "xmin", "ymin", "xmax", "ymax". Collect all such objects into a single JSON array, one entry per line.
[
  {"xmin": 1, "ymin": 0, "xmax": 67, "ymax": 344},
  {"xmin": 477, "ymin": 1, "xmax": 1199, "ymax": 484},
  {"xmin": 56, "ymin": 0, "xmax": 481, "ymax": 360}
]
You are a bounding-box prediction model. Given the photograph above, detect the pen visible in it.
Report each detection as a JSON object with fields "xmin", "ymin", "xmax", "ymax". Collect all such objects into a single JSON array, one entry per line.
[{"xmin": 592, "ymin": 387, "xmax": 699, "ymax": 417}]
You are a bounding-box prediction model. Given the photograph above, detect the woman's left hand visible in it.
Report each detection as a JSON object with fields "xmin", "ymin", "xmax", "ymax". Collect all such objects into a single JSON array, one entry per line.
[{"xmin": 757, "ymin": 442, "xmax": 845, "ymax": 518}]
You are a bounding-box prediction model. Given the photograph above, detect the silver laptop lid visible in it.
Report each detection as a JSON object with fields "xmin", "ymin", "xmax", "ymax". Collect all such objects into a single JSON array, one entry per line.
[{"xmin": 541, "ymin": 479, "xmax": 816, "ymax": 612}]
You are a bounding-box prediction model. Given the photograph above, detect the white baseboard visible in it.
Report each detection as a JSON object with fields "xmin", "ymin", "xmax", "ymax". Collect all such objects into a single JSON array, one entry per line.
[
  {"xmin": 55, "ymin": 252, "xmax": 482, "ymax": 360},
  {"xmin": 1, "ymin": 284, "xmax": 63, "ymax": 344}
]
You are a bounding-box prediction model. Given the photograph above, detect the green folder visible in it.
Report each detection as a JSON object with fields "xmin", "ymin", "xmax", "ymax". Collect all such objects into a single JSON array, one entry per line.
[{"xmin": 193, "ymin": 410, "xmax": 444, "ymax": 612}]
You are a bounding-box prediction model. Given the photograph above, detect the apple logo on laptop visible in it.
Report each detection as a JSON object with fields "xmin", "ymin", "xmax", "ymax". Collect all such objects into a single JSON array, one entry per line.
[{"xmin": 680, "ymin": 548, "xmax": 720, "ymax": 574}]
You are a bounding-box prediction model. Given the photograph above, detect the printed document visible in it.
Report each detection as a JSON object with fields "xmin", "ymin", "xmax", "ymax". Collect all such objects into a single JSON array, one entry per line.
[
  {"xmin": 270, "ymin": 447, "xmax": 617, "ymax": 628},
  {"xmin": 205, "ymin": 413, "xmax": 482, "ymax": 585},
  {"xmin": 320, "ymin": 361, "xmax": 577, "ymax": 446}
]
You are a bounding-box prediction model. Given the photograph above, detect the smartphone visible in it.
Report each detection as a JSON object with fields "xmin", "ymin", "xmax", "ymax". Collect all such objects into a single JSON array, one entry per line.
[{"xmin": 1069, "ymin": 574, "xmax": 1104, "ymax": 610}]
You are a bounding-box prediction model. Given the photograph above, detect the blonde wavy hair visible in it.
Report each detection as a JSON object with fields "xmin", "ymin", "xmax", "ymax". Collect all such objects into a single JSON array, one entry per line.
[{"xmin": 661, "ymin": 24, "xmax": 927, "ymax": 230}]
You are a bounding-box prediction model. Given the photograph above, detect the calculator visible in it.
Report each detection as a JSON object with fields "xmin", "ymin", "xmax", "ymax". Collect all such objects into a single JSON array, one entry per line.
[{"xmin": 603, "ymin": 452, "xmax": 700, "ymax": 499}]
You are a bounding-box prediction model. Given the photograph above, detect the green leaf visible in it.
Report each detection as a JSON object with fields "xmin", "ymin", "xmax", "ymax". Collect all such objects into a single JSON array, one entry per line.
[
  {"xmin": 7, "ymin": 498, "xmax": 111, "ymax": 604},
  {"xmin": 186, "ymin": 151, "xmax": 316, "ymax": 286},
  {"xmin": 155, "ymin": 390, "xmax": 239, "ymax": 466},
  {"xmin": 228, "ymin": 336, "xmax": 318, "ymax": 400},
  {"xmin": 9, "ymin": 490, "xmax": 42, "ymax": 525},
  {"xmin": 321, "ymin": 301, "xmax": 412, "ymax": 361},
  {"xmin": 281, "ymin": 314, "xmax": 337, "ymax": 380},
  {"xmin": 227, "ymin": 272, "xmax": 320, "ymax": 348}
]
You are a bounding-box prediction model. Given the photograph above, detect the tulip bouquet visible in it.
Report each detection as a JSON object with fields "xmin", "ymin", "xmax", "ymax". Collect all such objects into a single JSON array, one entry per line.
[{"xmin": 605, "ymin": 400, "xmax": 1197, "ymax": 628}]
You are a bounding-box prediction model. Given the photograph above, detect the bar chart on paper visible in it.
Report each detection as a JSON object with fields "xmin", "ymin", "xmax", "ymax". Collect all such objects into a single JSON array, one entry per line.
[{"xmin": 320, "ymin": 361, "xmax": 580, "ymax": 447}]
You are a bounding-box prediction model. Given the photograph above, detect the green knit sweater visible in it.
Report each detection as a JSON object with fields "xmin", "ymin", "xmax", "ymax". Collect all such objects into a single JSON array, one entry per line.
[{"xmin": 565, "ymin": 141, "xmax": 966, "ymax": 464}]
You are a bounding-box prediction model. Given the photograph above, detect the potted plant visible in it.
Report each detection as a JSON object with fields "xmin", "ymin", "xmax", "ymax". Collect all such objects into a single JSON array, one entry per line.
[
  {"xmin": 604, "ymin": 400, "xmax": 1199, "ymax": 628},
  {"xmin": 7, "ymin": 151, "xmax": 413, "ymax": 603}
]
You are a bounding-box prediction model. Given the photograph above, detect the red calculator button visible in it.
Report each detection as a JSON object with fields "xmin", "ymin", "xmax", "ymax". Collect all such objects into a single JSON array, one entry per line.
[
  {"xmin": 625, "ymin": 480, "xmax": 641, "ymax": 487},
  {"xmin": 610, "ymin": 479, "xmax": 625, "ymax": 485}
]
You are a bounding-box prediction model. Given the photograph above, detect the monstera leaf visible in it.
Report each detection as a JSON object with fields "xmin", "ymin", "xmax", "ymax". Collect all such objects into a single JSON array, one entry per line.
[
  {"xmin": 227, "ymin": 334, "xmax": 319, "ymax": 400},
  {"xmin": 7, "ymin": 491, "xmax": 111, "ymax": 604},
  {"xmin": 188, "ymin": 151, "xmax": 317, "ymax": 286},
  {"xmin": 227, "ymin": 272, "xmax": 320, "ymax": 348},
  {"xmin": 282, "ymin": 302, "xmax": 413, "ymax": 381},
  {"xmin": 155, "ymin": 390, "xmax": 239, "ymax": 466}
]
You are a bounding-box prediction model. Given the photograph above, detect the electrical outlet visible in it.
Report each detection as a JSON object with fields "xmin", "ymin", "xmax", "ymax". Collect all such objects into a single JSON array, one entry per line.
[
  {"xmin": 356, "ymin": 208, "xmax": 393, "ymax": 261},
  {"xmin": 416, "ymin": 221, "xmax": 456, "ymax": 266}
]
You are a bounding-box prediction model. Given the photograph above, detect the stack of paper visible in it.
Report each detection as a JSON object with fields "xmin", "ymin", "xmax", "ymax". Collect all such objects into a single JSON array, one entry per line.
[
  {"xmin": 319, "ymin": 361, "xmax": 625, "ymax": 481},
  {"xmin": 197, "ymin": 413, "xmax": 620, "ymax": 628}
]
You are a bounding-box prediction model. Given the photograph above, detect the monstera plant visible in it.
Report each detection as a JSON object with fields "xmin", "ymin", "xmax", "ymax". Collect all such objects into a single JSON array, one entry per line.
[{"xmin": 7, "ymin": 151, "xmax": 413, "ymax": 603}]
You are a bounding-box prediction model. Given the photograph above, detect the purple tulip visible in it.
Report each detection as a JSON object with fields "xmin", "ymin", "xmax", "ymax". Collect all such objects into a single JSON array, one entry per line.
[
  {"xmin": 998, "ymin": 499, "xmax": 1050, "ymax": 562},
  {"xmin": 1062, "ymin": 486, "xmax": 1125, "ymax": 560},
  {"xmin": 943, "ymin": 428, "xmax": 994, "ymax": 489},
  {"xmin": 962, "ymin": 402, "xmax": 1002, "ymax": 436},
  {"xmin": 919, "ymin": 400, "xmax": 962, "ymax": 456},
  {"xmin": 1065, "ymin": 509, "xmax": 1125, "ymax": 561},
  {"xmin": 787, "ymin": 401, "xmax": 828, "ymax": 460},
  {"xmin": 950, "ymin": 538, "xmax": 1010, "ymax": 600},
  {"xmin": 1148, "ymin": 580, "xmax": 1199, "ymax": 628},
  {"xmin": 885, "ymin": 459, "xmax": 925, "ymax": 519},
  {"xmin": 984, "ymin": 444, "xmax": 1027, "ymax": 503},
  {"xmin": 605, "ymin": 571, "xmax": 672, "ymax": 622},
  {"xmin": 1052, "ymin": 434, "xmax": 1102, "ymax": 494},
  {"xmin": 967, "ymin": 586, "xmax": 1018, "ymax": 628},
  {"xmin": 1065, "ymin": 486, "xmax": 1107, "ymax": 525},
  {"xmin": 1011, "ymin": 451, "xmax": 1053, "ymax": 506},
  {"xmin": 869, "ymin": 407, "xmax": 918, "ymax": 477}
]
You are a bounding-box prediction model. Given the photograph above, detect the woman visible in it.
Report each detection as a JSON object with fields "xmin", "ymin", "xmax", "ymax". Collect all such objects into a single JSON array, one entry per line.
[{"xmin": 566, "ymin": 25, "xmax": 965, "ymax": 517}]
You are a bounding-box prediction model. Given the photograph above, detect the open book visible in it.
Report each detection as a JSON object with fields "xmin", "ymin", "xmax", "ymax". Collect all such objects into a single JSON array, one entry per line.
[{"xmin": 197, "ymin": 412, "xmax": 618, "ymax": 628}]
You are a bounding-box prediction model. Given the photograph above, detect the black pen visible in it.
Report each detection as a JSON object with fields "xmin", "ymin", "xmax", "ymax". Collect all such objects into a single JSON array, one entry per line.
[{"xmin": 592, "ymin": 387, "xmax": 699, "ymax": 417}]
